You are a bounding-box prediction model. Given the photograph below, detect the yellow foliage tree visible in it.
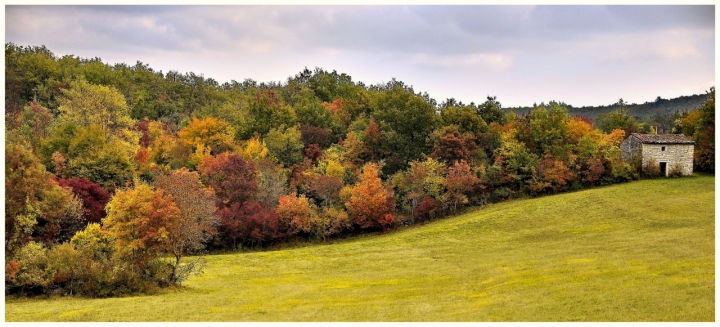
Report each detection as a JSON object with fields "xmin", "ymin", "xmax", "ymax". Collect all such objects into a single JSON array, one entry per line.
[
  {"xmin": 567, "ymin": 117, "xmax": 594, "ymax": 144},
  {"xmin": 178, "ymin": 116, "xmax": 236, "ymax": 156},
  {"xmin": 237, "ymin": 134, "xmax": 269, "ymax": 160},
  {"xmin": 57, "ymin": 80, "xmax": 134, "ymax": 134},
  {"xmin": 603, "ymin": 129, "xmax": 626, "ymax": 146}
]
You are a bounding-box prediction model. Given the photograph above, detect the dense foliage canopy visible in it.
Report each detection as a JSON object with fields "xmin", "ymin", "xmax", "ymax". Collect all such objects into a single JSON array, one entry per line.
[{"xmin": 5, "ymin": 43, "xmax": 713, "ymax": 297}]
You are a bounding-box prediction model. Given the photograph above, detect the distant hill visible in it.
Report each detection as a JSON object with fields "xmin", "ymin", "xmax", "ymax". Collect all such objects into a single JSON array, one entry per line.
[{"xmin": 506, "ymin": 93, "xmax": 709, "ymax": 120}]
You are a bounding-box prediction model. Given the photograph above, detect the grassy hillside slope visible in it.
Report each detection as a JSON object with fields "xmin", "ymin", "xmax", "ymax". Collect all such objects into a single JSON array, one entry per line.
[{"xmin": 6, "ymin": 175, "xmax": 714, "ymax": 322}]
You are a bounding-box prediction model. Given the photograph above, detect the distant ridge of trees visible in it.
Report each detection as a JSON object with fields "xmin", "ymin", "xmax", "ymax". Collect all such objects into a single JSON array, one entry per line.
[{"xmin": 506, "ymin": 93, "xmax": 709, "ymax": 120}]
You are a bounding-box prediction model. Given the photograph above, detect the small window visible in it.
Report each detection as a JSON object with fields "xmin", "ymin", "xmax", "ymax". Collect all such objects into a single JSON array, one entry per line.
[{"xmin": 661, "ymin": 146, "xmax": 666, "ymax": 151}]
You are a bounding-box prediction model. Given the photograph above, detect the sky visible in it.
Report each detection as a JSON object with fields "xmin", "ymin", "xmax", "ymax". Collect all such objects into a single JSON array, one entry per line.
[{"xmin": 4, "ymin": 5, "xmax": 716, "ymax": 108}]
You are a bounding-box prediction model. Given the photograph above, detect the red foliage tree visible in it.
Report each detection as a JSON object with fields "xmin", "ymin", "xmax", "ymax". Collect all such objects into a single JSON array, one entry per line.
[
  {"xmin": 56, "ymin": 177, "xmax": 110, "ymax": 225},
  {"xmin": 444, "ymin": 160, "xmax": 479, "ymax": 211},
  {"xmin": 197, "ymin": 153, "xmax": 260, "ymax": 247},
  {"xmin": 244, "ymin": 202, "xmax": 280, "ymax": 246},
  {"xmin": 300, "ymin": 124, "xmax": 332, "ymax": 149},
  {"xmin": 413, "ymin": 196, "xmax": 436, "ymax": 221},
  {"xmin": 197, "ymin": 153, "xmax": 258, "ymax": 207},
  {"xmin": 529, "ymin": 155, "xmax": 576, "ymax": 194},
  {"xmin": 581, "ymin": 156, "xmax": 606, "ymax": 185},
  {"xmin": 217, "ymin": 201, "xmax": 280, "ymax": 248},
  {"xmin": 363, "ymin": 120, "xmax": 384, "ymax": 161},
  {"xmin": 430, "ymin": 130, "xmax": 477, "ymax": 165},
  {"xmin": 308, "ymin": 174, "xmax": 343, "ymax": 207},
  {"xmin": 304, "ymin": 143, "xmax": 323, "ymax": 162},
  {"xmin": 133, "ymin": 118, "xmax": 151, "ymax": 148}
]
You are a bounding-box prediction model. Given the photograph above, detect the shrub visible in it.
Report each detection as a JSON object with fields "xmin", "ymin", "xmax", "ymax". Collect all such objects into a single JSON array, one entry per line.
[
  {"xmin": 642, "ymin": 159, "xmax": 662, "ymax": 178},
  {"xmin": 413, "ymin": 196, "xmax": 437, "ymax": 221},
  {"xmin": 7, "ymin": 242, "xmax": 53, "ymax": 295},
  {"xmin": 490, "ymin": 187, "xmax": 512, "ymax": 203},
  {"xmin": 610, "ymin": 162, "xmax": 639, "ymax": 183},
  {"xmin": 668, "ymin": 163, "xmax": 684, "ymax": 177},
  {"xmin": 321, "ymin": 207, "xmax": 351, "ymax": 238},
  {"xmin": 46, "ymin": 243, "xmax": 81, "ymax": 294}
]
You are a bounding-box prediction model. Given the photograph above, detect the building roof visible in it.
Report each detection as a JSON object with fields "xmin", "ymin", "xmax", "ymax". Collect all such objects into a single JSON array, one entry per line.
[{"xmin": 629, "ymin": 133, "xmax": 695, "ymax": 144}]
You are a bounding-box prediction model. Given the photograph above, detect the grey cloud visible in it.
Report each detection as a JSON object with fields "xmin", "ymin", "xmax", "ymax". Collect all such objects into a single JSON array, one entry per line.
[
  {"xmin": 73, "ymin": 5, "xmax": 183, "ymax": 15},
  {"xmin": 4, "ymin": 5, "xmax": 713, "ymax": 107},
  {"xmin": 7, "ymin": 5, "xmax": 713, "ymax": 58},
  {"xmin": 607, "ymin": 5, "xmax": 714, "ymax": 30}
]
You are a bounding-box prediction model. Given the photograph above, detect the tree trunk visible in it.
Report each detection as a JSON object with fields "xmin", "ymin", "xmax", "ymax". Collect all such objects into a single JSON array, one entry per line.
[{"xmin": 172, "ymin": 254, "xmax": 181, "ymax": 284}]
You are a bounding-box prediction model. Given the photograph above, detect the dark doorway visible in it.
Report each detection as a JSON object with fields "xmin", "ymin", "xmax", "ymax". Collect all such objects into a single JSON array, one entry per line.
[{"xmin": 659, "ymin": 162, "xmax": 667, "ymax": 177}]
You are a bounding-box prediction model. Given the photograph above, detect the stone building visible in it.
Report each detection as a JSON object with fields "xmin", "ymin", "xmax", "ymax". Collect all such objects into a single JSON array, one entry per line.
[{"xmin": 620, "ymin": 133, "xmax": 695, "ymax": 176}]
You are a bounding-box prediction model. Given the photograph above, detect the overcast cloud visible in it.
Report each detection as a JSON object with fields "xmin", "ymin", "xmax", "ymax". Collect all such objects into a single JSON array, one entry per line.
[{"xmin": 5, "ymin": 5, "xmax": 715, "ymax": 107}]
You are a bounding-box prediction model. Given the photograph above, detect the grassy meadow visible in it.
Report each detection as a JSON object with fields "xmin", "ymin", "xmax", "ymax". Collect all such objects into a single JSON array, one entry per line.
[{"xmin": 5, "ymin": 175, "xmax": 715, "ymax": 321}]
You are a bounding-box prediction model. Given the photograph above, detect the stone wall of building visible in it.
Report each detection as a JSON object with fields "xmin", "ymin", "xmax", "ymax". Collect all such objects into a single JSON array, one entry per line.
[
  {"xmin": 641, "ymin": 143, "xmax": 694, "ymax": 176},
  {"xmin": 620, "ymin": 136, "xmax": 643, "ymax": 162}
]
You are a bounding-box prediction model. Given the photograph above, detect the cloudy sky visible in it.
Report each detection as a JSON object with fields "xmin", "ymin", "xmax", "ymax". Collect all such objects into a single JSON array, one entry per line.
[{"xmin": 5, "ymin": 5, "xmax": 715, "ymax": 107}]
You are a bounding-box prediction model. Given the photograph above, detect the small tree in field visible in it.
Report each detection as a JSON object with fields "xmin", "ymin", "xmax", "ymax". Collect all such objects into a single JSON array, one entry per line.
[{"xmin": 154, "ymin": 168, "xmax": 219, "ymax": 284}]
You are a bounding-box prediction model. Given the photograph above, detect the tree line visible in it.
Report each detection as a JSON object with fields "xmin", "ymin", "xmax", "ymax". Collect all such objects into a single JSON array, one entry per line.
[{"xmin": 5, "ymin": 43, "xmax": 715, "ymax": 297}]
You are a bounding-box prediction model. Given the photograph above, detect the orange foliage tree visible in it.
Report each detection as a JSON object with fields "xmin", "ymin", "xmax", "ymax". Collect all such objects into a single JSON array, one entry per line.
[
  {"xmin": 344, "ymin": 163, "xmax": 394, "ymax": 231},
  {"xmin": 528, "ymin": 155, "xmax": 576, "ymax": 194},
  {"xmin": 103, "ymin": 183, "xmax": 181, "ymax": 267},
  {"xmin": 277, "ymin": 194, "xmax": 314, "ymax": 238}
]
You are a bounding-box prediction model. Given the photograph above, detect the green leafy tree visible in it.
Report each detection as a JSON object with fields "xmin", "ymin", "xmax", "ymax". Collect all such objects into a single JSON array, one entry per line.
[
  {"xmin": 693, "ymin": 87, "xmax": 715, "ymax": 173},
  {"xmin": 596, "ymin": 99, "xmax": 639, "ymax": 135},
  {"xmin": 265, "ymin": 125, "xmax": 305, "ymax": 168},
  {"xmin": 6, "ymin": 242, "xmax": 53, "ymax": 294},
  {"xmin": 529, "ymin": 102, "xmax": 571, "ymax": 158},
  {"xmin": 5, "ymin": 43, "xmax": 63, "ymax": 113},
  {"xmin": 242, "ymin": 90, "xmax": 296, "ymax": 138},
  {"xmin": 5, "ymin": 101, "xmax": 53, "ymax": 151},
  {"xmin": 495, "ymin": 132, "xmax": 539, "ymax": 192},
  {"xmin": 67, "ymin": 126, "xmax": 135, "ymax": 189},
  {"xmin": 439, "ymin": 104, "xmax": 488, "ymax": 135},
  {"xmin": 371, "ymin": 81, "xmax": 439, "ymax": 172},
  {"xmin": 477, "ymin": 96, "xmax": 508, "ymax": 125},
  {"xmin": 392, "ymin": 158, "xmax": 447, "ymax": 220},
  {"xmin": 294, "ymin": 91, "xmax": 334, "ymax": 130}
]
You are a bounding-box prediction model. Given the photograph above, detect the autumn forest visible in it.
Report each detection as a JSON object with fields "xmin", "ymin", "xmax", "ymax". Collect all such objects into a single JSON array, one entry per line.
[{"xmin": 4, "ymin": 43, "xmax": 715, "ymax": 297}]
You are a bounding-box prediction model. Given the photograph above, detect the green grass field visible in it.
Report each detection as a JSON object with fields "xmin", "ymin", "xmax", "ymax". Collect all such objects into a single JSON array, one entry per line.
[{"xmin": 5, "ymin": 175, "xmax": 715, "ymax": 321}]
